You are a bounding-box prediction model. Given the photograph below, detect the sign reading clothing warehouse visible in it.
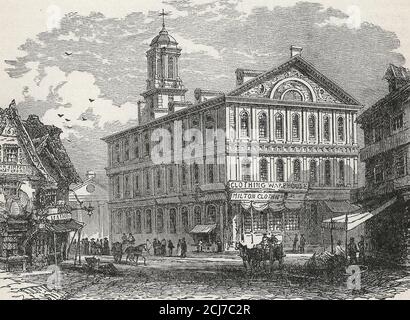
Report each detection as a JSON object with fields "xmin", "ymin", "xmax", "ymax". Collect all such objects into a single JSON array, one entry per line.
[{"xmin": 228, "ymin": 181, "xmax": 309, "ymax": 193}]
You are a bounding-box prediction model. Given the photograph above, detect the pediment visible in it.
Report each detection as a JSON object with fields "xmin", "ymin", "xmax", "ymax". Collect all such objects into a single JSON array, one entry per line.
[{"xmin": 229, "ymin": 56, "xmax": 360, "ymax": 106}]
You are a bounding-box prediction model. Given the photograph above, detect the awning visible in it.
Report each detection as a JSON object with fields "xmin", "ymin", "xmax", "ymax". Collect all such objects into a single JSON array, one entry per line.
[
  {"xmin": 199, "ymin": 193, "xmax": 226, "ymax": 202},
  {"xmin": 324, "ymin": 201, "xmax": 361, "ymax": 214},
  {"xmin": 45, "ymin": 219, "xmax": 84, "ymax": 233},
  {"xmin": 322, "ymin": 197, "xmax": 397, "ymax": 231},
  {"xmin": 189, "ymin": 224, "xmax": 217, "ymax": 234},
  {"xmin": 241, "ymin": 201, "xmax": 284, "ymax": 212}
]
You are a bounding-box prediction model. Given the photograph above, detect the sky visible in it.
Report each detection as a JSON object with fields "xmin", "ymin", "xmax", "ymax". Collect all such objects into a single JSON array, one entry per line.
[{"xmin": 0, "ymin": 0, "xmax": 409, "ymax": 181}]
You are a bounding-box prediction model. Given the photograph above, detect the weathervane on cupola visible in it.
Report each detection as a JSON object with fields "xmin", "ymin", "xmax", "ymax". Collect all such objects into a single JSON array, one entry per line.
[{"xmin": 159, "ymin": 9, "xmax": 170, "ymax": 30}]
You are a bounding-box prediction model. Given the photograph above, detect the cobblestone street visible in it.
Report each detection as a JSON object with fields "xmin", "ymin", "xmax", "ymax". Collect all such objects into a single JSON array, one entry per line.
[{"xmin": 6, "ymin": 252, "xmax": 408, "ymax": 300}]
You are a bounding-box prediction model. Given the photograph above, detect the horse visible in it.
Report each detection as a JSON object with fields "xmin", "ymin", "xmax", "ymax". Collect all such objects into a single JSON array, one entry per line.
[
  {"xmin": 236, "ymin": 239, "xmax": 285, "ymax": 273},
  {"xmin": 124, "ymin": 243, "xmax": 149, "ymax": 266}
]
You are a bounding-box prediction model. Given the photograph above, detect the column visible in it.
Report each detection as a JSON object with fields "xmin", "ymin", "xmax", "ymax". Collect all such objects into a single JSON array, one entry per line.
[
  {"xmin": 251, "ymin": 106, "xmax": 257, "ymax": 141},
  {"xmin": 302, "ymin": 109, "xmax": 308, "ymax": 144},
  {"xmin": 270, "ymin": 157, "xmax": 275, "ymax": 181},
  {"xmin": 353, "ymin": 113, "xmax": 357, "ymax": 145},
  {"xmin": 270, "ymin": 108, "xmax": 275, "ymax": 142}
]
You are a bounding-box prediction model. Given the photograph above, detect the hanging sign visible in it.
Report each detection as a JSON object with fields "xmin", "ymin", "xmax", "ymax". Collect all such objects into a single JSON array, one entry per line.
[
  {"xmin": 46, "ymin": 213, "xmax": 72, "ymax": 221},
  {"xmin": 230, "ymin": 192, "xmax": 284, "ymax": 202},
  {"xmin": 228, "ymin": 180, "xmax": 308, "ymax": 192}
]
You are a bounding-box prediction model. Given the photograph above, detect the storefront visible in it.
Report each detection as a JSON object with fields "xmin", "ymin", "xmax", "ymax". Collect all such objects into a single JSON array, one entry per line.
[{"xmin": 227, "ymin": 180, "xmax": 308, "ymax": 249}]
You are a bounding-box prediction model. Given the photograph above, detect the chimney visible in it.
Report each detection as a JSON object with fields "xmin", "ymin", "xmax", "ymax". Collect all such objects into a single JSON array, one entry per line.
[
  {"xmin": 290, "ymin": 45, "xmax": 303, "ymax": 58},
  {"xmin": 86, "ymin": 170, "xmax": 96, "ymax": 180}
]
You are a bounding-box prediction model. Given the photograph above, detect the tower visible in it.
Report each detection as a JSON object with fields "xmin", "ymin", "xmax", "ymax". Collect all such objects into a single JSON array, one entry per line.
[{"xmin": 140, "ymin": 10, "xmax": 187, "ymax": 121}]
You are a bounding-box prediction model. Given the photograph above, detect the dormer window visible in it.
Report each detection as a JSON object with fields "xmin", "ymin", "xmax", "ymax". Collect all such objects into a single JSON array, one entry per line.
[{"xmin": 4, "ymin": 146, "xmax": 18, "ymax": 163}]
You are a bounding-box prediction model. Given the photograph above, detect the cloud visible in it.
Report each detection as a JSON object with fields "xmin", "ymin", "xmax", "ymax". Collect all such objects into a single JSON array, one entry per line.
[{"xmin": 2, "ymin": 0, "xmax": 406, "ymax": 180}]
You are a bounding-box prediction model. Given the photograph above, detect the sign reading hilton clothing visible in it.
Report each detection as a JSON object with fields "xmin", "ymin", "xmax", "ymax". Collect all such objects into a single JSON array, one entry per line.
[{"xmin": 230, "ymin": 192, "xmax": 285, "ymax": 202}]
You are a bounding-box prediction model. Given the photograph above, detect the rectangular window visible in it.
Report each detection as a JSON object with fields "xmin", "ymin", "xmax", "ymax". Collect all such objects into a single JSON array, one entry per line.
[
  {"xmin": 114, "ymin": 143, "xmax": 120, "ymax": 163},
  {"xmin": 114, "ymin": 176, "xmax": 121, "ymax": 199},
  {"xmin": 124, "ymin": 175, "xmax": 131, "ymax": 198},
  {"xmin": 146, "ymin": 170, "xmax": 151, "ymax": 190},
  {"xmin": 169, "ymin": 166, "xmax": 174, "ymax": 189},
  {"xmin": 134, "ymin": 174, "xmax": 139, "ymax": 196},
  {"xmin": 207, "ymin": 164, "xmax": 214, "ymax": 183},
  {"xmin": 285, "ymin": 212, "xmax": 299, "ymax": 231},
  {"xmin": 395, "ymin": 150, "xmax": 406, "ymax": 177},
  {"xmin": 134, "ymin": 135, "xmax": 139, "ymax": 158},
  {"xmin": 391, "ymin": 113, "xmax": 404, "ymax": 133},
  {"xmin": 124, "ymin": 139, "xmax": 130, "ymax": 161},
  {"xmin": 169, "ymin": 209, "xmax": 177, "ymax": 234},
  {"xmin": 4, "ymin": 146, "xmax": 18, "ymax": 163}
]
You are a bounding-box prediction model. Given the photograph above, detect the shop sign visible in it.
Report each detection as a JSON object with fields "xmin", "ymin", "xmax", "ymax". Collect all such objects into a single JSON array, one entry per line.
[
  {"xmin": 230, "ymin": 192, "xmax": 285, "ymax": 202},
  {"xmin": 46, "ymin": 213, "xmax": 71, "ymax": 221},
  {"xmin": 0, "ymin": 164, "xmax": 33, "ymax": 175},
  {"xmin": 228, "ymin": 180, "xmax": 308, "ymax": 192}
]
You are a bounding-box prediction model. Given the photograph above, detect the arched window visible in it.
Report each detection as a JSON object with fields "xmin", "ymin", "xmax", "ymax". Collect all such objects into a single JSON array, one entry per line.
[
  {"xmin": 156, "ymin": 167, "xmax": 162, "ymax": 189},
  {"xmin": 134, "ymin": 134, "xmax": 139, "ymax": 158},
  {"xmin": 275, "ymin": 113, "xmax": 284, "ymax": 139},
  {"xmin": 283, "ymin": 89, "xmax": 303, "ymax": 101},
  {"xmin": 323, "ymin": 116, "xmax": 330, "ymax": 141},
  {"xmin": 169, "ymin": 208, "xmax": 177, "ymax": 234},
  {"xmin": 157, "ymin": 58, "xmax": 162, "ymax": 78},
  {"xmin": 168, "ymin": 166, "xmax": 174, "ymax": 188},
  {"xmin": 181, "ymin": 162, "xmax": 187, "ymax": 185},
  {"xmin": 146, "ymin": 170, "xmax": 151, "ymax": 190},
  {"xmin": 168, "ymin": 56, "xmax": 174, "ymax": 79},
  {"xmin": 181, "ymin": 207, "xmax": 189, "ymax": 232},
  {"xmin": 258, "ymin": 112, "xmax": 267, "ymax": 138},
  {"xmin": 337, "ymin": 117, "xmax": 344, "ymax": 141},
  {"xmin": 259, "ymin": 158, "xmax": 268, "ymax": 181},
  {"xmin": 193, "ymin": 163, "xmax": 200, "ymax": 184},
  {"xmin": 207, "ymin": 163, "xmax": 214, "ymax": 183},
  {"xmin": 207, "ymin": 205, "xmax": 217, "ymax": 224},
  {"xmin": 135, "ymin": 210, "xmax": 141, "ymax": 233},
  {"xmin": 144, "ymin": 133, "xmax": 150, "ymax": 156},
  {"xmin": 156, "ymin": 208, "xmax": 164, "ymax": 233},
  {"xmin": 241, "ymin": 159, "xmax": 252, "ymax": 181},
  {"xmin": 126, "ymin": 210, "xmax": 132, "ymax": 233},
  {"xmin": 145, "ymin": 209, "xmax": 152, "ymax": 233},
  {"xmin": 339, "ymin": 160, "xmax": 345, "ymax": 185},
  {"xmin": 293, "ymin": 159, "xmax": 301, "ymax": 181},
  {"xmin": 309, "ymin": 160, "xmax": 317, "ymax": 184},
  {"xmin": 194, "ymin": 206, "xmax": 201, "ymax": 225},
  {"xmin": 124, "ymin": 139, "xmax": 130, "ymax": 161},
  {"xmin": 325, "ymin": 160, "xmax": 332, "ymax": 186},
  {"xmin": 292, "ymin": 114, "xmax": 300, "ymax": 139},
  {"xmin": 240, "ymin": 112, "xmax": 250, "ymax": 137},
  {"xmin": 276, "ymin": 159, "xmax": 284, "ymax": 182},
  {"xmin": 308, "ymin": 115, "xmax": 316, "ymax": 140},
  {"xmin": 205, "ymin": 113, "xmax": 215, "ymax": 130}
]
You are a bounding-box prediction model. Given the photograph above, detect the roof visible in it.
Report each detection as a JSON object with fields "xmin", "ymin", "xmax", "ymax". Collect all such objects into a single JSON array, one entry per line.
[
  {"xmin": 228, "ymin": 55, "xmax": 361, "ymax": 106},
  {"xmin": 0, "ymin": 102, "xmax": 81, "ymax": 185},
  {"xmin": 323, "ymin": 197, "xmax": 397, "ymax": 231},
  {"xmin": 384, "ymin": 64, "xmax": 410, "ymax": 82},
  {"xmin": 190, "ymin": 224, "xmax": 217, "ymax": 234},
  {"xmin": 23, "ymin": 114, "xmax": 81, "ymax": 185},
  {"xmin": 150, "ymin": 27, "xmax": 178, "ymax": 46},
  {"xmin": 324, "ymin": 201, "xmax": 361, "ymax": 214}
]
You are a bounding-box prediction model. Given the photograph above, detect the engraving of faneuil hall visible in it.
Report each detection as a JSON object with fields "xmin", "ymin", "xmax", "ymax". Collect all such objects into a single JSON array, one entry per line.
[
  {"xmin": 103, "ymin": 21, "xmax": 362, "ymax": 252},
  {"xmin": 1, "ymin": 0, "xmax": 410, "ymax": 302}
]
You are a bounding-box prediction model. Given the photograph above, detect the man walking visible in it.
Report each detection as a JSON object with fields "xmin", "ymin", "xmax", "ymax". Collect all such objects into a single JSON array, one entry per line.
[
  {"xmin": 358, "ymin": 235, "xmax": 366, "ymax": 264},
  {"xmin": 167, "ymin": 240, "xmax": 174, "ymax": 257},
  {"xmin": 181, "ymin": 238, "xmax": 187, "ymax": 258},
  {"xmin": 299, "ymin": 234, "xmax": 306, "ymax": 254},
  {"xmin": 348, "ymin": 237, "xmax": 359, "ymax": 264},
  {"xmin": 292, "ymin": 234, "xmax": 299, "ymax": 253}
]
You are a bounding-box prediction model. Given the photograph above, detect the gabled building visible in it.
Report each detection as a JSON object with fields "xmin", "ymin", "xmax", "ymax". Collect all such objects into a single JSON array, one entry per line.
[
  {"xmin": 103, "ymin": 21, "xmax": 362, "ymax": 252},
  {"xmin": 0, "ymin": 101, "xmax": 82, "ymax": 270},
  {"xmin": 355, "ymin": 64, "xmax": 410, "ymax": 265}
]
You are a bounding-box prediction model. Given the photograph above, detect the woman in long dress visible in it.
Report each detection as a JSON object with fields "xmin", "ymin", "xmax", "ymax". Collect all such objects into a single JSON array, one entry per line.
[{"xmin": 176, "ymin": 239, "xmax": 182, "ymax": 257}]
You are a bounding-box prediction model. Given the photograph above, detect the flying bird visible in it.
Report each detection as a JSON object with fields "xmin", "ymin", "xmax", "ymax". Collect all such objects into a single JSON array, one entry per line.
[
  {"xmin": 65, "ymin": 138, "xmax": 71, "ymax": 142},
  {"xmin": 58, "ymin": 114, "xmax": 64, "ymax": 117},
  {"xmin": 89, "ymin": 98, "xmax": 95, "ymax": 102},
  {"xmin": 65, "ymin": 118, "xmax": 71, "ymax": 122},
  {"xmin": 82, "ymin": 117, "xmax": 87, "ymax": 121},
  {"xmin": 65, "ymin": 52, "xmax": 72, "ymax": 56},
  {"xmin": 66, "ymin": 125, "xmax": 73, "ymax": 129}
]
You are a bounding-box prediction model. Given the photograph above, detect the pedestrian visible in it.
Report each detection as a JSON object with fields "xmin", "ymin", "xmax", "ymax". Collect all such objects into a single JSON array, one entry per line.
[
  {"xmin": 153, "ymin": 238, "xmax": 160, "ymax": 255},
  {"xmin": 161, "ymin": 238, "xmax": 167, "ymax": 256},
  {"xmin": 358, "ymin": 235, "xmax": 365, "ymax": 264},
  {"xmin": 197, "ymin": 240, "xmax": 203, "ymax": 253},
  {"xmin": 177, "ymin": 239, "xmax": 182, "ymax": 257},
  {"xmin": 103, "ymin": 237, "xmax": 110, "ymax": 255},
  {"xmin": 90, "ymin": 238, "xmax": 96, "ymax": 255},
  {"xmin": 128, "ymin": 233, "xmax": 135, "ymax": 245},
  {"xmin": 121, "ymin": 233, "xmax": 128, "ymax": 244},
  {"xmin": 299, "ymin": 234, "xmax": 306, "ymax": 254},
  {"xmin": 348, "ymin": 237, "xmax": 359, "ymax": 265},
  {"xmin": 292, "ymin": 234, "xmax": 299, "ymax": 253},
  {"xmin": 84, "ymin": 238, "xmax": 89, "ymax": 255},
  {"xmin": 181, "ymin": 238, "xmax": 187, "ymax": 258},
  {"xmin": 146, "ymin": 239, "xmax": 152, "ymax": 255},
  {"xmin": 167, "ymin": 240, "xmax": 174, "ymax": 256}
]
